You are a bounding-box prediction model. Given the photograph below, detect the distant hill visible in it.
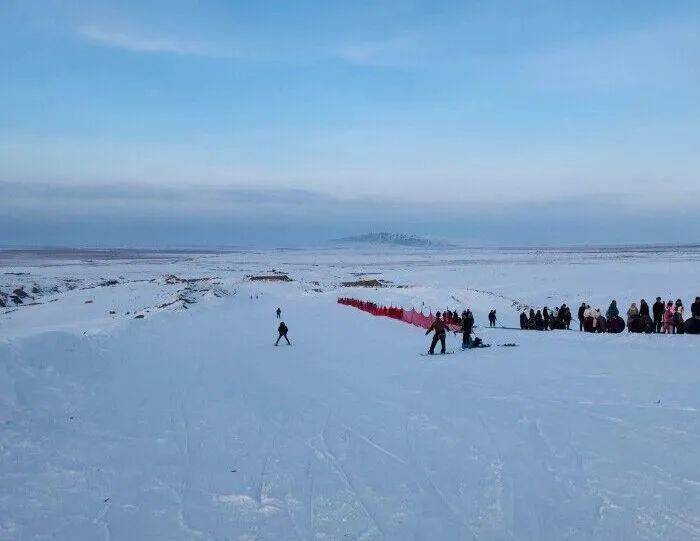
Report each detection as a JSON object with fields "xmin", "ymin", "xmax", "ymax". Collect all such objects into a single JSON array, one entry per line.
[{"xmin": 333, "ymin": 232, "xmax": 449, "ymax": 248}]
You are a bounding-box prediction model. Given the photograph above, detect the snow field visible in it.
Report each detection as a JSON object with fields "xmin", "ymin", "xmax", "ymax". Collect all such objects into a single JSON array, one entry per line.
[{"xmin": 1, "ymin": 247, "xmax": 699, "ymax": 539}]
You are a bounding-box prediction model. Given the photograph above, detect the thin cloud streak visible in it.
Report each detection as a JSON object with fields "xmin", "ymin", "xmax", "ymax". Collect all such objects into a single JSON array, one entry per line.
[{"xmin": 77, "ymin": 25, "xmax": 240, "ymax": 58}]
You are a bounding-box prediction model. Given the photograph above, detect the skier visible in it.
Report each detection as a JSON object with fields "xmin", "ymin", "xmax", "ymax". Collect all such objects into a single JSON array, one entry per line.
[
  {"xmin": 606, "ymin": 300, "xmax": 619, "ymax": 319},
  {"xmin": 276, "ymin": 307, "xmax": 282, "ymax": 319},
  {"xmin": 520, "ymin": 311, "xmax": 528, "ymax": 329},
  {"xmin": 426, "ymin": 311, "xmax": 449, "ymax": 355},
  {"xmin": 653, "ymin": 297, "xmax": 665, "ymax": 333},
  {"xmin": 275, "ymin": 321, "xmax": 291, "ymax": 345},
  {"xmin": 542, "ymin": 307, "xmax": 550, "ymax": 330},
  {"xmin": 460, "ymin": 310, "xmax": 474, "ymax": 348},
  {"xmin": 578, "ymin": 302, "xmax": 587, "ymax": 331},
  {"xmin": 488, "ymin": 310, "xmax": 497, "ymax": 327}
]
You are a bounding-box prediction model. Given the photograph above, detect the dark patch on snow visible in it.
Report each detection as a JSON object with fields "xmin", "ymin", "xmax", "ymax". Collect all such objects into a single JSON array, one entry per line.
[{"xmin": 249, "ymin": 274, "xmax": 293, "ymax": 282}]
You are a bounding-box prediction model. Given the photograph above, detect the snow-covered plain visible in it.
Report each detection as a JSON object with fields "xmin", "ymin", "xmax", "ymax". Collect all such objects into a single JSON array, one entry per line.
[{"xmin": 1, "ymin": 246, "xmax": 699, "ymax": 540}]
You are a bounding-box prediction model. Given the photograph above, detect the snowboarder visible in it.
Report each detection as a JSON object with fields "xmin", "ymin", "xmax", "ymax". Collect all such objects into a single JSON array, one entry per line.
[
  {"xmin": 606, "ymin": 300, "xmax": 619, "ymax": 319},
  {"xmin": 460, "ymin": 310, "xmax": 475, "ymax": 348},
  {"xmin": 275, "ymin": 321, "xmax": 291, "ymax": 345},
  {"xmin": 578, "ymin": 302, "xmax": 587, "ymax": 331},
  {"xmin": 488, "ymin": 310, "xmax": 497, "ymax": 327},
  {"xmin": 276, "ymin": 307, "xmax": 282, "ymax": 319},
  {"xmin": 426, "ymin": 311, "xmax": 449, "ymax": 355},
  {"xmin": 653, "ymin": 297, "xmax": 665, "ymax": 333},
  {"xmin": 542, "ymin": 307, "xmax": 550, "ymax": 330}
]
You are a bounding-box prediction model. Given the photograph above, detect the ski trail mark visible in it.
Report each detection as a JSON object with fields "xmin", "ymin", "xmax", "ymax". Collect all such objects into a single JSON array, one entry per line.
[
  {"xmin": 404, "ymin": 424, "xmax": 479, "ymax": 540},
  {"xmin": 308, "ymin": 417, "xmax": 385, "ymax": 538},
  {"xmin": 344, "ymin": 424, "xmax": 408, "ymax": 466}
]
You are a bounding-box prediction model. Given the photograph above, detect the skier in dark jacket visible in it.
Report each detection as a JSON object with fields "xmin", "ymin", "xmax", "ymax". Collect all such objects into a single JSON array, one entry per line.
[
  {"xmin": 692, "ymin": 297, "xmax": 700, "ymax": 319},
  {"xmin": 520, "ymin": 311, "xmax": 528, "ymax": 329},
  {"xmin": 639, "ymin": 299, "xmax": 650, "ymax": 318},
  {"xmin": 461, "ymin": 310, "xmax": 474, "ymax": 348},
  {"xmin": 488, "ymin": 310, "xmax": 497, "ymax": 327},
  {"xmin": 276, "ymin": 307, "xmax": 282, "ymax": 319},
  {"xmin": 426, "ymin": 312, "xmax": 449, "ymax": 355},
  {"xmin": 275, "ymin": 321, "xmax": 290, "ymax": 345},
  {"xmin": 543, "ymin": 307, "xmax": 550, "ymax": 330},
  {"xmin": 578, "ymin": 303, "xmax": 586, "ymax": 331},
  {"xmin": 652, "ymin": 297, "xmax": 665, "ymax": 333}
]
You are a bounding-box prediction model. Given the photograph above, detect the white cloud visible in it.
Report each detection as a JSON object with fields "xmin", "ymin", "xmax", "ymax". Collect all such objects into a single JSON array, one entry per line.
[{"xmin": 77, "ymin": 25, "xmax": 238, "ymax": 58}]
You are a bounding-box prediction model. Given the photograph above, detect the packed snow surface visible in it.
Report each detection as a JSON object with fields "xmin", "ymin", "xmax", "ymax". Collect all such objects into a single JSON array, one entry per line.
[{"xmin": 1, "ymin": 246, "xmax": 699, "ymax": 540}]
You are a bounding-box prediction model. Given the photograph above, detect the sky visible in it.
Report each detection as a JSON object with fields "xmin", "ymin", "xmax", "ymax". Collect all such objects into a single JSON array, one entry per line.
[{"xmin": 2, "ymin": 0, "xmax": 699, "ymax": 246}]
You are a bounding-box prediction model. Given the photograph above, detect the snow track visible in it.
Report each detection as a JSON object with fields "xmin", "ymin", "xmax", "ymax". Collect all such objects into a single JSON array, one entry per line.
[{"xmin": 1, "ymin": 247, "xmax": 699, "ymax": 539}]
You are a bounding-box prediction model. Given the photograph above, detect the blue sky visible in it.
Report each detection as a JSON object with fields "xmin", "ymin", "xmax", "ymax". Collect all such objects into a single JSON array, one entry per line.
[{"xmin": 2, "ymin": 1, "xmax": 699, "ymax": 246}]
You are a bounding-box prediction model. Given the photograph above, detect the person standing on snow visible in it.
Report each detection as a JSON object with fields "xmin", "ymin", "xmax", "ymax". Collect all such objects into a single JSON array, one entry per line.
[
  {"xmin": 663, "ymin": 301, "xmax": 675, "ymax": 334},
  {"xmin": 460, "ymin": 310, "xmax": 474, "ymax": 348},
  {"xmin": 578, "ymin": 302, "xmax": 587, "ymax": 331},
  {"xmin": 626, "ymin": 302, "xmax": 640, "ymax": 331},
  {"xmin": 275, "ymin": 321, "xmax": 291, "ymax": 345},
  {"xmin": 592, "ymin": 308, "xmax": 602, "ymax": 332},
  {"xmin": 488, "ymin": 310, "xmax": 497, "ymax": 327},
  {"xmin": 692, "ymin": 297, "xmax": 700, "ymax": 319},
  {"xmin": 426, "ymin": 311, "xmax": 450, "ymax": 355},
  {"xmin": 674, "ymin": 299, "xmax": 685, "ymax": 332},
  {"xmin": 276, "ymin": 307, "xmax": 282, "ymax": 319},
  {"xmin": 606, "ymin": 300, "xmax": 619, "ymax": 319},
  {"xmin": 520, "ymin": 311, "xmax": 528, "ymax": 329},
  {"xmin": 561, "ymin": 304, "xmax": 572, "ymax": 329},
  {"xmin": 639, "ymin": 299, "xmax": 650, "ymax": 318},
  {"xmin": 653, "ymin": 297, "xmax": 665, "ymax": 333},
  {"xmin": 534, "ymin": 310, "xmax": 544, "ymax": 330}
]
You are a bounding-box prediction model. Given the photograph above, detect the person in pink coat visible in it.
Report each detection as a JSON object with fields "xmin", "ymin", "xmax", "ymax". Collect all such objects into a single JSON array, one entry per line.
[{"xmin": 663, "ymin": 301, "xmax": 675, "ymax": 334}]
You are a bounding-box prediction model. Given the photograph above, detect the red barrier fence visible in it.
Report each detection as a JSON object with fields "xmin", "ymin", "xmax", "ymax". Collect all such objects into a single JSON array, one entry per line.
[{"xmin": 338, "ymin": 297, "xmax": 460, "ymax": 331}]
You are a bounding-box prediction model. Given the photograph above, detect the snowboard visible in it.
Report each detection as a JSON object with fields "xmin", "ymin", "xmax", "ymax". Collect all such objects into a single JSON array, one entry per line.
[{"xmin": 420, "ymin": 351, "xmax": 456, "ymax": 356}]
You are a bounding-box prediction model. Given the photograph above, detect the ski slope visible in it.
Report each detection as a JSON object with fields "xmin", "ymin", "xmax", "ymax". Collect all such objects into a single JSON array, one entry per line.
[{"xmin": 1, "ymin": 246, "xmax": 699, "ymax": 539}]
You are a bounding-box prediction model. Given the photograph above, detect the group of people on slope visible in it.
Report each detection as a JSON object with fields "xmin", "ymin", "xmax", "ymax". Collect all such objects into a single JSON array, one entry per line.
[
  {"xmin": 577, "ymin": 296, "xmax": 700, "ymax": 334},
  {"xmin": 426, "ymin": 309, "xmax": 485, "ymax": 354},
  {"xmin": 520, "ymin": 305, "xmax": 573, "ymax": 331}
]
